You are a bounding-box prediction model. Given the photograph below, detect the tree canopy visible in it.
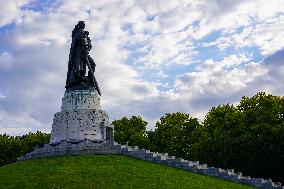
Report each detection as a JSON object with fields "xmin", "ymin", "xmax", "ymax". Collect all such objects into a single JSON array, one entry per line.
[
  {"xmin": 149, "ymin": 112, "xmax": 201, "ymax": 159},
  {"xmin": 112, "ymin": 116, "xmax": 149, "ymax": 148}
]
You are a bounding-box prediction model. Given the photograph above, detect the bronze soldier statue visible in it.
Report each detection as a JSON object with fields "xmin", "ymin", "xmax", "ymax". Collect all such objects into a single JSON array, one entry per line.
[{"xmin": 66, "ymin": 21, "xmax": 101, "ymax": 95}]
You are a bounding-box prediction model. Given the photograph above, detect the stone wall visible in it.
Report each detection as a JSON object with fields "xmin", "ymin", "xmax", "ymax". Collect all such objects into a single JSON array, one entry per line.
[{"xmin": 18, "ymin": 140, "xmax": 283, "ymax": 189}]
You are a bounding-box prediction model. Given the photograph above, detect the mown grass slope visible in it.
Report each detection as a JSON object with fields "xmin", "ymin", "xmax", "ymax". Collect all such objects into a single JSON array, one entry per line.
[{"xmin": 0, "ymin": 155, "xmax": 254, "ymax": 189}]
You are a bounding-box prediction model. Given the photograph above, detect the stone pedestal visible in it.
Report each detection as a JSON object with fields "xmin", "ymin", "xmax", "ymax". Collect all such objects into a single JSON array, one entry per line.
[{"xmin": 50, "ymin": 90, "xmax": 113, "ymax": 144}]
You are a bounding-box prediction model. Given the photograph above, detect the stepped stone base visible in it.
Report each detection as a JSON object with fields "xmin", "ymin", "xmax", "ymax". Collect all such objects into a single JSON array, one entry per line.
[
  {"xmin": 50, "ymin": 90, "xmax": 113, "ymax": 144},
  {"xmin": 51, "ymin": 109, "xmax": 110, "ymax": 144},
  {"xmin": 18, "ymin": 142, "xmax": 283, "ymax": 189}
]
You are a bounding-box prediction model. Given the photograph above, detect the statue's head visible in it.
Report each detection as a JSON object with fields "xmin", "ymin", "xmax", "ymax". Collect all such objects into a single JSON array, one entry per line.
[{"xmin": 77, "ymin": 21, "xmax": 85, "ymax": 29}]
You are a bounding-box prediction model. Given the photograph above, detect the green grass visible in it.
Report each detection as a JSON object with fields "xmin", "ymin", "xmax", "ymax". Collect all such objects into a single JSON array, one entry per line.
[{"xmin": 0, "ymin": 155, "xmax": 254, "ymax": 189}]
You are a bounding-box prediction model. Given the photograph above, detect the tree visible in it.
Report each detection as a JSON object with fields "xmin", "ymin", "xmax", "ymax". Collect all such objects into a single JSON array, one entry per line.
[
  {"xmin": 189, "ymin": 92, "xmax": 284, "ymax": 183},
  {"xmin": 20, "ymin": 131, "xmax": 50, "ymax": 153},
  {"xmin": 0, "ymin": 134, "xmax": 22, "ymax": 166},
  {"xmin": 0, "ymin": 131, "xmax": 50, "ymax": 167},
  {"xmin": 150, "ymin": 112, "xmax": 201, "ymax": 159},
  {"xmin": 238, "ymin": 92, "xmax": 284, "ymax": 129},
  {"xmin": 237, "ymin": 92, "xmax": 284, "ymax": 182},
  {"xmin": 112, "ymin": 116, "xmax": 149, "ymax": 148}
]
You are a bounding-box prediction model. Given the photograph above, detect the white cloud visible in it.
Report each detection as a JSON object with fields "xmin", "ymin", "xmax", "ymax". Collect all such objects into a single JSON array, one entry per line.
[
  {"xmin": 202, "ymin": 15, "xmax": 284, "ymax": 55},
  {"xmin": 192, "ymin": 0, "xmax": 284, "ymax": 39},
  {"xmin": 0, "ymin": 0, "xmax": 31, "ymax": 27},
  {"xmin": 0, "ymin": 109, "xmax": 45, "ymax": 135},
  {"xmin": 1, "ymin": 0, "xmax": 284, "ymax": 135},
  {"xmin": 137, "ymin": 31, "xmax": 196, "ymax": 68},
  {"xmin": 176, "ymin": 56, "xmax": 266, "ymax": 98},
  {"xmin": 173, "ymin": 50, "xmax": 284, "ymax": 120}
]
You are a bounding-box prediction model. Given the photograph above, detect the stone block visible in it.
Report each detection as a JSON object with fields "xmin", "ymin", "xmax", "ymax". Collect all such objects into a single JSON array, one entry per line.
[
  {"xmin": 188, "ymin": 165, "xmax": 198, "ymax": 173},
  {"xmin": 248, "ymin": 178, "xmax": 263, "ymax": 187},
  {"xmin": 145, "ymin": 152, "xmax": 155, "ymax": 161},
  {"xmin": 133, "ymin": 149, "xmax": 147, "ymax": 160},
  {"xmin": 178, "ymin": 160, "xmax": 197, "ymax": 172},
  {"xmin": 223, "ymin": 171, "xmax": 238, "ymax": 181},
  {"xmin": 198, "ymin": 164, "xmax": 208, "ymax": 169},
  {"xmin": 206, "ymin": 167, "xmax": 220, "ymax": 177},
  {"xmin": 262, "ymin": 179, "xmax": 273, "ymax": 188},
  {"xmin": 165, "ymin": 156, "xmax": 176, "ymax": 166},
  {"xmin": 161, "ymin": 153, "xmax": 168, "ymax": 156},
  {"xmin": 271, "ymin": 182, "xmax": 283, "ymax": 189},
  {"xmin": 190, "ymin": 161, "xmax": 199, "ymax": 165},
  {"xmin": 127, "ymin": 146, "xmax": 140, "ymax": 156},
  {"xmin": 227, "ymin": 169, "xmax": 234, "ymax": 174},
  {"xmin": 180, "ymin": 161, "xmax": 190, "ymax": 168},
  {"xmin": 153, "ymin": 153, "xmax": 163, "ymax": 163},
  {"xmin": 236, "ymin": 176, "xmax": 251, "ymax": 184},
  {"xmin": 148, "ymin": 153, "xmax": 161, "ymax": 161},
  {"xmin": 236, "ymin": 172, "xmax": 242, "ymax": 177},
  {"xmin": 193, "ymin": 164, "xmax": 206, "ymax": 174},
  {"xmin": 218, "ymin": 170, "xmax": 230, "ymax": 179},
  {"xmin": 188, "ymin": 161, "xmax": 198, "ymax": 166},
  {"xmin": 121, "ymin": 147, "xmax": 130, "ymax": 155},
  {"xmin": 171, "ymin": 158, "xmax": 182, "ymax": 168}
]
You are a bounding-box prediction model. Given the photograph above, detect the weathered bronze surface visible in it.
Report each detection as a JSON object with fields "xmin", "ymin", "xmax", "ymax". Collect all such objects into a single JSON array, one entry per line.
[{"xmin": 66, "ymin": 21, "xmax": 101, "ymax": 95}]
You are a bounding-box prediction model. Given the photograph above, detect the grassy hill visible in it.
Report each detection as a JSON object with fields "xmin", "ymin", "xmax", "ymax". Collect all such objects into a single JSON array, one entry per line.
[{"xmin": 0, "ymin": 155, "xmax": 254, "ymax": 189}]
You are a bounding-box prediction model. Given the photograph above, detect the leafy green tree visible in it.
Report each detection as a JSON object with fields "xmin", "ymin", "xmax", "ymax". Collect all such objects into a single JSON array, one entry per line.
[
  {"xmin": 238, "ymin": 92, "xmax": 284, "ymax": 129},
  {"xmin": 151, "ymin": 112, "xmax": 201, "ymax": 159},
  {"xmin": 189, "ymin": 92, "xmax": 284, "ymax": 183},
  {"xmin": 112, "ymin": 116, "xmax": 149, "ymax": 148},
  {"xmin": 203, "ymin": 104, "xmax": 242, "ymax": 139},
  {"xmin": 0, "ymin": 131, "xmax": 50, "ymax": 167},
  {"xmin": 236, "ymin": 92, "xmax": 284, "ymax": 182},
  {"xmin": 0, "ymin": 134, "xmax": 22, "ymax": 166},
  {"xmin": 20, "ymin": 131, "xmax": 50, "ymax": 154},
  {"xmin": 190, "ymin": 104, "xmax": 243, "ymax": 165}
]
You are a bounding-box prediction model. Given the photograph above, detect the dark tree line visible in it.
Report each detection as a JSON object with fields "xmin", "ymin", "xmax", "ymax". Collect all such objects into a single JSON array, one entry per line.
[
  {"xmin": 112, "ymin": 92, "xmax": 284, "ymax": 183},
  {"xmin": 0, "ymin": 131, "xmax": 50, "ymax": 166}
]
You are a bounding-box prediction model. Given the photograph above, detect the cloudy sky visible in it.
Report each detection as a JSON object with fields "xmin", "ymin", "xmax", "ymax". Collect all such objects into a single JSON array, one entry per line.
[{"xmin": 1, "ymin": 0, "xmax": 284, "ymax": 135}]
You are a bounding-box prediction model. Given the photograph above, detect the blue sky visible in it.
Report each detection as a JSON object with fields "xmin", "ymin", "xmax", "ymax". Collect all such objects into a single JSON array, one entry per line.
[{"xmin": 1, "ymin": 0, "xmax": 284, "ymax": 135}]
